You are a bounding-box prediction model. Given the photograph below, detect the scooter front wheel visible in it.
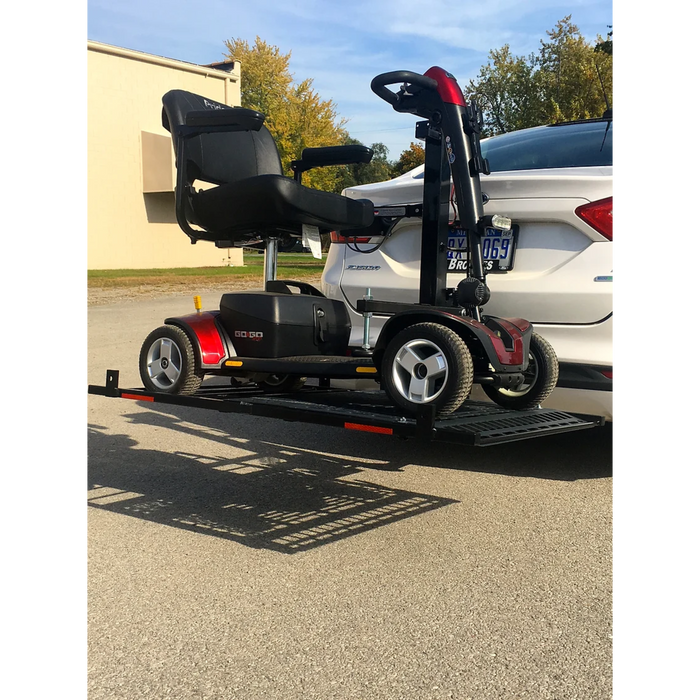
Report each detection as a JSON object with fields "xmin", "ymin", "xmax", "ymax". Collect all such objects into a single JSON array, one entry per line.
[
  {"xmin": 482, "ymin": 332, "xmax": 558, "ymax": 410},
  {"xmin": 139, "ymin": 325, "xmax": 204, "ymax": 395},
  {"xmin": 381, "ymin": 322, "xmax": 473, "ymax": 417}
]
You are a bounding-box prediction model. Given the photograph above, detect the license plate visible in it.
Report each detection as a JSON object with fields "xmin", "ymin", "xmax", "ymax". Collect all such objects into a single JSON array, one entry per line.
[{"xmin": 447, "ymin": 227, "xmax": 516, "ymax": 273}]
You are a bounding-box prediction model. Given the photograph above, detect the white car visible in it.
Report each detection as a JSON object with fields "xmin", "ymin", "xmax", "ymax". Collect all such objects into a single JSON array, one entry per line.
[{"xmin": 321, "ymin": 117, "xmax": 613, "ymax": 420}]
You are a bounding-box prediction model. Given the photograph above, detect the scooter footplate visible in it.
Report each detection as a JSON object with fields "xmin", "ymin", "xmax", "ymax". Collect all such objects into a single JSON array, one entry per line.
[{"xmin": 224, "ymin": 355, "xmax": 375, "ymax": 378}]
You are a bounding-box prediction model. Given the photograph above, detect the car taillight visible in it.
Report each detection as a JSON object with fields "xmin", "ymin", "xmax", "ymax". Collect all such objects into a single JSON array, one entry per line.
[
  {"xmin": 575, "ymin": 197, "xmax": 612, "ymax": 241},
  {"xmin": 330, "ymin": 231, "xmax": 372, "ymax": 244}
]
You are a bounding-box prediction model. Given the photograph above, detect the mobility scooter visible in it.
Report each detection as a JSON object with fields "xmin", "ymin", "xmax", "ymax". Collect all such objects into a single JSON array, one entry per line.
[{"xmin": 138, "ymin": 67, "xmax": 558, "ymax": 418}]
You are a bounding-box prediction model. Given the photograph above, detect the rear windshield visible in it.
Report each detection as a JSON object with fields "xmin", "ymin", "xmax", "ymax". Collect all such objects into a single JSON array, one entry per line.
[{"xmin": 480, "ymin": 120, "xmax": 612, "ymax": 172}]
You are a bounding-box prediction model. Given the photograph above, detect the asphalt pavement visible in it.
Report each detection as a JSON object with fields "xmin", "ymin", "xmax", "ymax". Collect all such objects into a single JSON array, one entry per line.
[{"xmin": 88, "ymin": 291, "xmax": 612, "ymax": 700}]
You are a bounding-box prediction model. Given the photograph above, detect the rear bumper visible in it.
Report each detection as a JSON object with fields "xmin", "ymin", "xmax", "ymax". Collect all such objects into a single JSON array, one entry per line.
[
  {"xmin": 541, "ymin": 386, "xmax": 612, "ymax": 422},
  {"xmin": 532, "ymin": 316, "xmax": 612, "ymax": 367},
  {"xmin": 557, "ymin": 362, "xmax": 612, "ymax": 392},
  {"xmin": 530, "ymin": 320, "xmax": 613, "ymax": 421},
  {"xmin": 470, "ymin": 382, "xmax": 613, "ymax": 422},
  {"xmin": 469, "ymin": 319, "xmax": 613, "ymax": 420}
]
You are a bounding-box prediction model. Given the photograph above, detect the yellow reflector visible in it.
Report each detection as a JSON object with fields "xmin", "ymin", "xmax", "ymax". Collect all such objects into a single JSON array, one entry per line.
[
  {"xmin": 193, "ymin": 295, "xmax": 202, "ymax": 311},
  {"xmin": 356, "ymin": 367, "xmax": 377, "ymax": 374},
  {"xmin": 225, "ymin": 360, "xmax": 244, "ymax": 367}
]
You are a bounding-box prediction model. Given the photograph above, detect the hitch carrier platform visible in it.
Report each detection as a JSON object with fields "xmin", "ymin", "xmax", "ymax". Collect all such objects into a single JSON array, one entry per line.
[{"xmin": 89, "ymin": 370, "xmax": 603, "ymax": 447}]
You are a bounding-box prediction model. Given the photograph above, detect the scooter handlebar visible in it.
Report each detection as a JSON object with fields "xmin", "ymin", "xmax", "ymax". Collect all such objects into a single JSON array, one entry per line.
[{"xmin": 370, "ymin": 71, "xmax": 439, "ymax": 108}]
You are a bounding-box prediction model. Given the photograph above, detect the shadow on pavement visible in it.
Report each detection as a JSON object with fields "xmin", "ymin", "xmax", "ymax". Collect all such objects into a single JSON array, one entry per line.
[
  {"xmin": 88, "ymin": 423, "xmax": 456, "ymax": 555},
  {"xmin": 88, "ymin": 395, "xmax": 611, "ymax": 552}
]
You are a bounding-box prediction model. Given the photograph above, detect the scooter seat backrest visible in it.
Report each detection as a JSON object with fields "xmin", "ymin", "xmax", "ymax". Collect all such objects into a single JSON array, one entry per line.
[
  {"xmin": 161, "ymin": 90, "xmax": 283, "ymax": 187},
  {"xmin": 265, "ymin": 280, "xmax": 293, "ymax": 294},
  {"xmin": 160, "ymin": 89, "xmax": 375, "ymax": 246}
]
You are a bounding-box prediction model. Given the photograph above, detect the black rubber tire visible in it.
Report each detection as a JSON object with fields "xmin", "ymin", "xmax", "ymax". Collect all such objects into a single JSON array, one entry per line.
[
  {"xmin": 139, "ymin": 325, "xmax": 205, "ymax": 395},
  {"xmin": 482, "ymin": 332, "xmax": 559, "ymax": 410},
  {"xmin": 256, "ymin": 374, "xmax": 307, "ymax": 393},
  {"xmin": 381, "ymin": 322, "xmax": 474, "ymax": 417}
]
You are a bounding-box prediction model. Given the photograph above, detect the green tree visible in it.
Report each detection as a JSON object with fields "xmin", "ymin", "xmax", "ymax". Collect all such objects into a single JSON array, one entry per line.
[
  {"xmin": 223, "ymin": 36, "xmax": 348, "ymax": 191},
  {"xmin": 466, "ymin": 16, "xmax": 612, "ymax": 134},
  {"xmin": 466, "ymin": 45, "xmax": 545, "ymax": 135},
  {"xmin": 595, "ymin": 24, "xmax": 617, "ymax": 109},
  {"xmin": 391, "ymin": 142, "xmax": 425, "ymax": 177},
  {"xmin": 335, "ymin": 138, "xmax": 394, "ymax": 192},
  {"xmin": 595, "ymin": 26, "xmax": 613, "ymax": 56},
  {"xmin": 537, "ymin": 16, "xmax": 612, "ymax": 123}
]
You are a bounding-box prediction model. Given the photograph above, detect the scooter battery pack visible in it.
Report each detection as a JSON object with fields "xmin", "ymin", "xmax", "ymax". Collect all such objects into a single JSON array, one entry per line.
[{"xmin": 219, "ymin": 292, "xmax": 351, "ymax": 358}]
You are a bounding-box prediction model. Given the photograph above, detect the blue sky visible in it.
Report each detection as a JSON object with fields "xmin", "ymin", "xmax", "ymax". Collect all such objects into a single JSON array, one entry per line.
[{"xmin": 87, "ymin": 0, "xmax": 612, "ymax": 159}]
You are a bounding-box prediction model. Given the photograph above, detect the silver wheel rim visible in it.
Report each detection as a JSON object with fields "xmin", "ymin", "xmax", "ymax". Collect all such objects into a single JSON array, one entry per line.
[
  {"xmin": 145, "ymin": 337, "xmax": 183, "ymax": 390},
  {"xmin": 499, "ymin": 352, "xmax": 538, "ymax": 397},
  {"xmin": 391, "ymin": 338, "xmax": 449, "ymax": 404}
]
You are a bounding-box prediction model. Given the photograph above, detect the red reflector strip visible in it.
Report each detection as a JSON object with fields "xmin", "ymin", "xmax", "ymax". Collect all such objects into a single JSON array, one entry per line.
[
  {"xmin": 601, "ymin": 371, "xmax": 613, "ymax": 379},
  {"xmin": 121, "ymin": 393, "xmax": 154, "ymax": 402},
  {"xmin": 344, "ymin": 422, "xmax": 393, "ymax": 435}
]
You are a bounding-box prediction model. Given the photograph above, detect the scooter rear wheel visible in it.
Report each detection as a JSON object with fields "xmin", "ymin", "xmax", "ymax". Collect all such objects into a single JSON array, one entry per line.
[
  {"xmin": 139, "ymin": 325, "xmax": 205, "ymax": 395},
  {"xmin": 482, "ymin": 332, "xmax": 558, "ymax": 410},
  {"xmin": 381, "ymin": 322, "xmax": 473, "ymax": 417}
]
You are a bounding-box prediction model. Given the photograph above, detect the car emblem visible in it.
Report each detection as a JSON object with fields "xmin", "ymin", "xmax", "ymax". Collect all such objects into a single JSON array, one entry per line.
[{"xmin": 482, "ymin": 193, "xmax": 489, "ymax": 204}]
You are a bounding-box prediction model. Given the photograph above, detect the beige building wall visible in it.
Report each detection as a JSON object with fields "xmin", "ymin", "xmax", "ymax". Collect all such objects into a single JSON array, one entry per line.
[{"xmin": 88, "ymin": 41, "xmax": 244, "ymax": 269}]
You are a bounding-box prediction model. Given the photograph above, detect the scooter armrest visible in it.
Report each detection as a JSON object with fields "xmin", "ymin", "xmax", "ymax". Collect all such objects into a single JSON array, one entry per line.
[{"xmin": 292, "ymin": 145, "xmax": 373, "ymax": 174}]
